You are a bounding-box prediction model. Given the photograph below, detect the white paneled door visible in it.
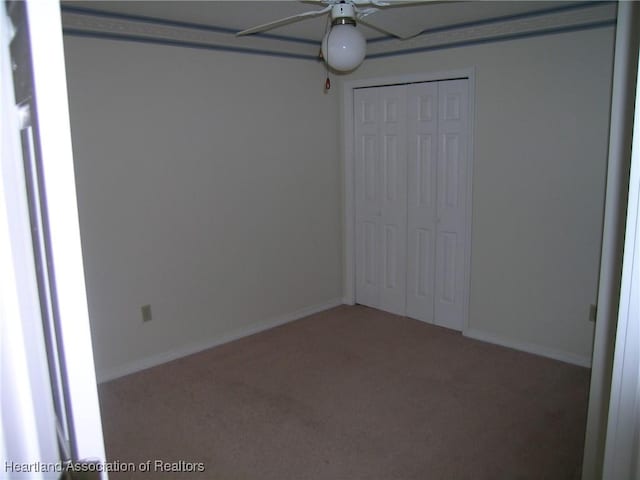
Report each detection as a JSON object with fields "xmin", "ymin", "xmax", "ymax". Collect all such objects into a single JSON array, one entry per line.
[
  {"xmin": 354, "ymin": 79, "xmax": 469, "ymax": 331},
  {"xmin": 354, "ymin": 85, "xmax": 408, "ymax": 315}
]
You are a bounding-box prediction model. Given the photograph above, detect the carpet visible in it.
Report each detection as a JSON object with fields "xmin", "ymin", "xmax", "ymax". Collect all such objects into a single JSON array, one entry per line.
[{"xmin": 98, "ymin": 305, "xmax": 589, "ymax": 479}]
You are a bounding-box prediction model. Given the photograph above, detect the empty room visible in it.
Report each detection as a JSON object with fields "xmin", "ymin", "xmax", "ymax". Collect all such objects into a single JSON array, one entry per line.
[{"xmin": 4, "ymin": 0, "xmax": 640, "ymax": 479}]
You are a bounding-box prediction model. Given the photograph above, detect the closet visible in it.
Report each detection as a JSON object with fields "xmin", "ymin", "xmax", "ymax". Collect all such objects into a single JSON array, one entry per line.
[{"xmin": 354, "ymin": 79, "xmax": 470, "ymax": 331}]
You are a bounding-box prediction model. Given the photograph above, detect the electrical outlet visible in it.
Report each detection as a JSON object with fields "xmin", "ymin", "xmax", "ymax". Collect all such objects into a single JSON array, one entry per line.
[
  {"xmin": 589, "ymin": 304, "xmax": 597, "ymax": 323},
  {"xmin": 141, "ymin": 304, "xmax": 152, "ymax": 323}
]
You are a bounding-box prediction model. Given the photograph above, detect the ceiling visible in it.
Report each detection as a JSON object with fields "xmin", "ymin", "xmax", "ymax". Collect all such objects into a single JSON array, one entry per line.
[{"xmin": 62, "ymin": 1, "xmax": 582, "ymax": 42}]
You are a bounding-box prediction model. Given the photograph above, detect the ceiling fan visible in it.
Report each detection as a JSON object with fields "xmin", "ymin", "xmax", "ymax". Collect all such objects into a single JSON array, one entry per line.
[{"xmin": 237, "ymin": 0, "xmax": 447, "ymax": 73}]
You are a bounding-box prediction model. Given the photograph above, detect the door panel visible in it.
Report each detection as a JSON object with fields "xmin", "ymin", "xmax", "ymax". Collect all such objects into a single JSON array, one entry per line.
[
  {"xmin": 416, "ymin": 227, "xmax": 434, "ymax": 298},
  {"xmin": 407, "ymin": 82, "xmax": 438, "ymax": 323},
  {"xmin": 439, "ymin": 230, "xmax": 458, "ymax": 302},
  {"xmin": 379, "ymin": 86, "xmax": 407, "ymax": 315},
  {"xmin": 355, "ymin": 88, "xmax": 381, "ymax": 308},
  {"xmin": 384, "ymin": 224, "xmax": 399, "ymax": 288},
  {"xmin": 435, "ymin": 80, "xmax": 468, "ymax": 330},
  {"xmin": 363, "ymin": 220, "xmax": 377, "ymax": 287},
  {"xmin": 443, "ymin": 134, "xmax": 460, "ymax": 208},
  {"xmin": 355, "ymin": 86, "xmax": 407, "ymax": 315},
  {"xmin": 363, "ymin": 135, "xmax": 377, "ymax": 202}
]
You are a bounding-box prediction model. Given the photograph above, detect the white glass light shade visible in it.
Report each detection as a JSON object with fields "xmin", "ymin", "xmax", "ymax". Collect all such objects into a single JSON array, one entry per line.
[{"xmin": 321, "ymin": 24, "xmax": 366, "ymax": 72}]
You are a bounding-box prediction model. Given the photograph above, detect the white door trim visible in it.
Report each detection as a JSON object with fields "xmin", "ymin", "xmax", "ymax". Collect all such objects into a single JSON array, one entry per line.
[
  {"xmin": 341, "ymin": 68, "xmax": 475, "ymax": 332},
  {"xmin": 601, "ymin": 17, "xmax": 640, "ymax": 476}
]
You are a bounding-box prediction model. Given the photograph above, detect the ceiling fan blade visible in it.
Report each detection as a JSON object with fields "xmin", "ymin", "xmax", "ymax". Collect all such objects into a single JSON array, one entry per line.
[
  {"xmin": 368, "ymin": 0, "xmax": 454, "ymax": 6},
  {"xmin": 356, "ymin": 0, "xmax": 458, "ymax": 39},
  {"xmin": 237, "ymin": 5, "xmax": 332, "ymax": 36},
  {"xmin": 356, "ymin": 14, "xmax": 411, "ymax": 39},
  {"xmin": 355, "ymin": 6, "xmax": 421, "ymax": 38}
]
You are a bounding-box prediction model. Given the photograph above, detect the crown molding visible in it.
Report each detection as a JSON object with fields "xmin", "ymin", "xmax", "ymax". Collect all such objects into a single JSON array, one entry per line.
[
  {"xmin": 367, "ymin": 2, "xmax": 616, "ymax": 57},
  {"xmin": 61, "ymin": 8, "xmax": 320, "ymax": 60},
  {"xmin": 61, "ymin": 3, "xmax": 617, "ymax": 61}
]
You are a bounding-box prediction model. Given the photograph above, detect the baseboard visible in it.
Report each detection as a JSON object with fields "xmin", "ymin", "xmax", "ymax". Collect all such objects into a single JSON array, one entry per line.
[
  {"xmin": 96, "ymin": 297, "xmax": 344, "ymax": 383},
  {"xmin": 463, "ymin": 328, "xmax": 592, "ymax": 368},
  {"xmin": 342, "ymin": 296, "xmax": 355, "ymax": 306}
]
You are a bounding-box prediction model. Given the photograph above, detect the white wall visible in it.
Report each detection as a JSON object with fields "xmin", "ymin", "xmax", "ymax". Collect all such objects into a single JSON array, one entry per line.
[
  {"xmin": 343, "ymin": 26, "xmax": 615, "ymax": 365},
  {"xmin": 65, "ymin": 23, "xmax": 615, "ymax": 379},
  {"xmin": 63, "ymin": 37, "xmax": 343, "ymax": 380}
]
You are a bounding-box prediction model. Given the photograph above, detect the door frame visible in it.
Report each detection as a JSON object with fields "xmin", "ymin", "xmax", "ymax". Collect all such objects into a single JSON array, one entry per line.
[
  {"xmin": 341, "ymin": 68, "xmax": 476, "ymax": 332},
  {"xmin": 1, "ymin": 0, "xmax": 105, "ymax": 464}
]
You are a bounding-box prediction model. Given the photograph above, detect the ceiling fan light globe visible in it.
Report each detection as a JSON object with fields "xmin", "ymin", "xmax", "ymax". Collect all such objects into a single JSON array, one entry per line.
[{"xmin": 321, "ymin": 24, "xmax": 366, "ymax": 72}]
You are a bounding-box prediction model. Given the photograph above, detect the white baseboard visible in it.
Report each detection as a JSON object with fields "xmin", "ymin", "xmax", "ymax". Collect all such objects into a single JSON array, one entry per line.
[
  {"xmin": 463, "ymin": 328, "xmax": 592, "ymax": 368},
  {"xmin": 342, "ymin": 296, "xmax": 355, "ymax": 306},
  {"xmin": 97, "ymin": 297, "xmax": 344, "ymax": 383}
]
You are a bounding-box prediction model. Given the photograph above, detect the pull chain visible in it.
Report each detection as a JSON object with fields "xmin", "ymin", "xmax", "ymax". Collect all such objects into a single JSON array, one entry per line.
[
  {"xmin": 323, "ymin": 15, "xmax": 331, "ymax": 92},
  {"xmin": 325, "ymin": 36, "xmax": 331, "ymax": 91}
]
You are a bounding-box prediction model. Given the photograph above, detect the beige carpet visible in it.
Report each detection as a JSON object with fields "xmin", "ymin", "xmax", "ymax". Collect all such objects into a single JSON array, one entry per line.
[{"xmin": 98, "ymin": 305, "xmax": 589, "ymax": 479}]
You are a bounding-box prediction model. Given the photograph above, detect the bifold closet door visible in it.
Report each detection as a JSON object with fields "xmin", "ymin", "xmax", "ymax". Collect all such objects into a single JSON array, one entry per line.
[
  {"xmin": 354, "ymin": 85, "xmax": 407, "ymax": 315},
  {"xmin": 406, "ymin": 80, "xmax": 469, "ymax": 330},
  {"xmin": 354, "ymin": 79, "xmax": 469, "ymax": 330}
]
